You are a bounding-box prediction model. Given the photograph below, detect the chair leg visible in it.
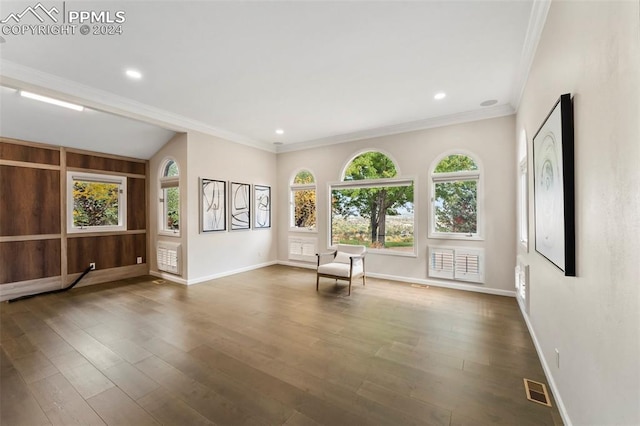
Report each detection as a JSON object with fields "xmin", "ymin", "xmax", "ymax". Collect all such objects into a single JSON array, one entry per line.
[
  {"xmin": 316, "ymin": 275, "xmax": 319, "ymax": 291},
  {"xmin": 363, "ymin": 274, "xmax": 366, "ymax": 286},
  {"xmin": 348, "ymin": 278, "xmax": 352, "ymax": 296}
]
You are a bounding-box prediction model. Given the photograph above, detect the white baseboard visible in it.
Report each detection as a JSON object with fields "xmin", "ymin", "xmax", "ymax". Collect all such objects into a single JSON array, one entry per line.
[
  {"xmin": 278, "ymin": 260, "xmax": 316, "ymax": 270},
  {"xmin": 150, "ymin": 260, "xmax": 279, "ymax": 286},
  {"xmin": 149, "ymin": 270, "xmax": 188, "ymax": 285},
  {"xmin": 276, "ymin": 261, "xmax": 516, "ymax": 297},
  {"xmin": 518, "ymin": 303, "xmax": 572, "ymax": 426}
]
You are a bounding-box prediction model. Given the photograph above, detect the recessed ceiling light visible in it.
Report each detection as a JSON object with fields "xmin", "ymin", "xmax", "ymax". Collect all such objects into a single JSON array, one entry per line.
[
  {"xmin": 125, "ymin": 69, "xmax": 142, "ymax": 79},
  {"xmin": 275, "ymin": 129, "xmax": 284, "ymax": 135},
  {"xmin": 20, "ymin": 91, "xmax": 84, "ymax": 111},
  {"xmin": 480, "ymin": 99, "xmax": 498, "ymax": 107},
  {"xmin": 434, "ymin": 92, "xmax": 446, "ymax": 100}
]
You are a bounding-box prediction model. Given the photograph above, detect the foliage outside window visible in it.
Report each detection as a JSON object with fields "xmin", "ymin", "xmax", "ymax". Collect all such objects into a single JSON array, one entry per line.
[
  {"xmin": 290, "ymin": 170, "xmax": 316, "ymax": 230},
  {"xmin": 431, "ymin": 154, "xmax": 480, "ymax": 238},
  {"xmin": 331, "ymin": 152, "xmax": 414, "ymax": 253},
  {"xmin": 160, "ymin": 160, "xmax": 180, "ymax": 235},
  {"xmin": 68, "ymin": 172, "xmax": 126, "ymax": 232}
]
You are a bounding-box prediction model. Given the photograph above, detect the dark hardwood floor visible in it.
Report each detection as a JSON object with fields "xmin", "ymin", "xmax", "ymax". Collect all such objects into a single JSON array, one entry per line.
[{"xmin": 0, "ymin": 265, "xmax": 563, "ymax": 425}]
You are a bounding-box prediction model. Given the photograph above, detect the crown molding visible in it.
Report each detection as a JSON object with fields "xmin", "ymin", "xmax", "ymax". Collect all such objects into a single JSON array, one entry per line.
[
  {"xmin": 276, "ymin": 104, "xmax": 515, "ymax": 153},
  {"xmin": 0, "ymin": 60, "xmax": 276, "ymax": 153},
  {"xmin": 509, "ymin": 0, "xmax": 551, "ymax": 111}
]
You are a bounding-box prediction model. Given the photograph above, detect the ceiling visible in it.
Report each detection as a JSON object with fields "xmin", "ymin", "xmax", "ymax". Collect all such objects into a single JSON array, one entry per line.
[{"xmin": 0, "ymin": 1, "xmax": 548, "ymax": 158}]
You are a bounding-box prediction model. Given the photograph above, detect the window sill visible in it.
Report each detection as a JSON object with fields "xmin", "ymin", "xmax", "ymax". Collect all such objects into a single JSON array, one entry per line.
[
  {"xmin": 289, "ymin": 228, "xmax": 318, "ymax": 234},
  {"xmin": 159, "ymin": 230, "xmax": 181, "ymax": 238},
  {"xmin": 329, "ymin": 245, "xmax": 417, "ymax": 258},
  {"xmin": 68, "ymin": 226, "xmax": 126, "ymax": 234},
  {"xmin": 428, "ymin": 233, "xmax": 484, "ymax": 242}
]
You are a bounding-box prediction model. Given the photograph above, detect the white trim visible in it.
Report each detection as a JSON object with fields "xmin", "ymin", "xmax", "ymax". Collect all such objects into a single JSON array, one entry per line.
[
  {"xmin": 66, "ymin": 171, "xmax": 127, "ymax": 233},
  {"xmin": 187, "ymin": 261, "xmax": 279, "ymax": 285},
  {"xmin": 0, "ymin": 61, "xmax": 274, "ymax": 153},
  {"xmin": 428, "ymin": 150, "xmax": 484, "ymax": 239},
  {"xmin": 510, "ymin": 0, "xmax": 552, "ymax": 110},
  {"xmin": 159, "ymin": 158, "xmax": 181, "ymax": 236},
  {"xmin": 518, "ymin": 303, "xmax": 572, "ymax": 426},
  {"xmin": 327, "ymin": 175, "xmax": 417, "ymax": 256},
  {"xmin": 150, "ymin": 270, "xmax": 188, "ymax": 285},
  {"xmin": 338, "ymin": 148, "xmax": 402, "ymax": 181},
  {"xmin": 276, "ymin": 261, "xmax": 515, "ymax": 297},
  {"xmin": 151, "ymin": 261, "xmax": 279, "ymax": 286}
]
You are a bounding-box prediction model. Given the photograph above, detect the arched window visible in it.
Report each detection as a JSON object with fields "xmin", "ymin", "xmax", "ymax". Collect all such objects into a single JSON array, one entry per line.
[
  {"xmin": 430, "ymin": 152, "xmax": 481, "ymax": 238},
  {"xmin": 331, "ymin": 151, "xmax": 414, "ymax": 253},
  {"xmin": 290, "ymin": 170, "xmax": 316, "ymax": 230},
  {"xmin": 159, "ymin": 159, "xmax": 180, "ymax": 235}
]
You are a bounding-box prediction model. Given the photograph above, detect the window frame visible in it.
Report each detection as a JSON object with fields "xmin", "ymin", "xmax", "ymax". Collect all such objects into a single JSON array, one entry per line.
[
  {"xmin": 518, "ymin": 130, "xmax": 529, "ymax": 250},
  {"xmin": 429, "ymin": 152, "xmax": 483, "ymax": 241},
  {"xmin": 328, "ymin": 176, "xmax": 417, "ymax": 257},
  {"xmin": 159, "ymin": 159, "xmax": 180, "ymax": 237},
  {"xmin": 289, "ymin": 169, "xmax": 317, "ymax": 232},
  {"xmin": 67, "ymin": 171, "xmax": 127, "ymax": 233}
]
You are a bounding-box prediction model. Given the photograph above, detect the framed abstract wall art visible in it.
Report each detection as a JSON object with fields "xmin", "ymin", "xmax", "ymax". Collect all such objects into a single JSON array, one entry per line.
[
  {"xmin": 533, "ymin": 93, "xmax": 575, "ymax": 276},
  {"xmin": 254, "ymin": 185, "xmax": 271, "ymax": 229},
  {"xmin": 230, "ymin": 182, "xmax": 251, "ymax": 230},
  {"xmin": 201, "ymin": 178, "xmax": 226, "ymax": 232}
]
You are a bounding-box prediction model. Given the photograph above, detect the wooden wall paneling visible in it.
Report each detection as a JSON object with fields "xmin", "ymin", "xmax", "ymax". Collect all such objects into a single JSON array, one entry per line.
[
  {"xmin": 127, "ymin": 177, "xmax": 146, "ymax": 230},
  {"xmin": 0, "ymin": 166, "xmax": 61, "ymax": 236},
  {"xmin": 67, "ymin": 234, "xmax": 146, "ymax": 274},
  {"xmin": 0, "ymin": 141, "xmax": 60, "ymax": 165},
  {"xmin": 66, "ymin": 152, "xmax": 145, "ymax": 175},
  {"xmin": 0, "ymin": 239, "xmax": 62, "ymax": 284},
  {"xmin": 60, "ymin": 148, "xmax": 68, "ymax": 289}
]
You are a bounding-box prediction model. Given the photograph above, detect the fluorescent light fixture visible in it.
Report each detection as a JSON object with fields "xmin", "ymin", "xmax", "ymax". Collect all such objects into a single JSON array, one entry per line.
[
  {"xmin": 126, "ymin": 69, "xmax": 142, "ymax": 79},
  {"xmin": 20, "ymin": 91, "xmax": 84, "ymax": 111},
  {"xmin": 434, "ymin": 92, "xmax": 446, "ymax": 100},
  {"xmin": 275, "ymin": 129, "xmax": 284, "ymax": 135}
]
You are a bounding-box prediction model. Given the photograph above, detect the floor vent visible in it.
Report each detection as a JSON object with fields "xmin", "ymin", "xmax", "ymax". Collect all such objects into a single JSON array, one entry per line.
[
  {"xmin": 524, "ymin": 379, "xmax": 552, "ymax": 406},
  {"xmin": 411, "ymin": 284, "xmax": 430, "ymax": 289}
]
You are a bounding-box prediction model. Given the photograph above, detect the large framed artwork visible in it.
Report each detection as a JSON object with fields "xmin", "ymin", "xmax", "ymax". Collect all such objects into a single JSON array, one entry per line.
[
  {"xmin": 533, "ymin": 93, "xmax": 575, "ymax": 276},
  {"xmin": 201, "ymin": 178, "xmax": 226, "ymax": 232},
  {"xmin": 230, "ymin": 182, "xmax": 251, "ymax": 230},
  {"xmin": 254, "ymin": 185, "xmax": 271, "ymax": 229}
]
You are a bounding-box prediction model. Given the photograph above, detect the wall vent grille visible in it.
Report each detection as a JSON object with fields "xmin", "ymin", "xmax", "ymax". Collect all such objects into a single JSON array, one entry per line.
[
  {"xmin": 157, "ymin": 241, "xmax": 181, "ymax": 275},
  {"xmin": 288, "ymin": 237, "xmax": 317, "ymax": 262}
]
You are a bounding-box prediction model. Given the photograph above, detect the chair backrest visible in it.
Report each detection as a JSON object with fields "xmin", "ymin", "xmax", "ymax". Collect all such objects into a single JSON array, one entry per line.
[{"xmin": 334, "ymin": 244, "xmax": 366, "ymax": 264}]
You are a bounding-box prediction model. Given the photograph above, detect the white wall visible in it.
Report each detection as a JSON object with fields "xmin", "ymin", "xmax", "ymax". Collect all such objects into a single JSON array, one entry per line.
[
  {"xmin": 186, "ymin": 131, "xmax": 278, "ymax": 283},
  {"xmin": 277, "ymin": 115, "xmax": 517, "ymax": 294},
  {"xmin": 516, "ymin": 1, "xmax": 640, "ymax": 424}
]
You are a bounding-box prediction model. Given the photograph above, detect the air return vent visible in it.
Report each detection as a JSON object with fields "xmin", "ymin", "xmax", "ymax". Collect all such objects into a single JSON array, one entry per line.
[
  {"xmin": 157, "ymin": 241, "xmax": 181, "ymax": 275},
  {"xmin": 523, "ymin": 378, "xmax": 552, "ymax": 407}
]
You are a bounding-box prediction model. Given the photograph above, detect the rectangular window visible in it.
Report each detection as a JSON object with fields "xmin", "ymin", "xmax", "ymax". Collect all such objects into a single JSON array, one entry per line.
[
  {"xmin": 330, "ymin": 179, "xmax": 414, "ymax": 254},
  {"xmin": 433, "ymin": 178, "xmax": 477, "ymax": 235},
  {"xmin": 163, "ymin": 186, "xmax": 180, "ymax": 232},
  {"xmin": 67, "ymin": 172, "xmax": 126, "ymax": 233},
  {"xmin": 291, "ymin": 186, "xmax": 316, "ymax": 230}
]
